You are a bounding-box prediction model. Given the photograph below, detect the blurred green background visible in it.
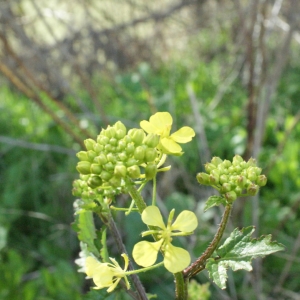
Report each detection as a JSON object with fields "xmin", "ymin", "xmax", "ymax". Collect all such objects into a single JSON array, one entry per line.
[{"xmin": 0, "ymin": 0, "xmax": 300, "ymax": 299}]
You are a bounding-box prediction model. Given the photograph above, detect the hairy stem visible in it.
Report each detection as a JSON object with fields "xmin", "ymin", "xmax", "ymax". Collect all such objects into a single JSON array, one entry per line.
[
  {"xmin": 174, "ymin": 272, "xmax": 188, "ymax": 300},
  {"xmin": 126, "ymin": 179, "xmax": 147, "ymax": 213},
  {"xmin": 98, "ymin": 210, "xmax": 148, "ymax": 300},
  {"xmin": 183, "ymin": 204, "xmax": 232, "ymax": 278}
]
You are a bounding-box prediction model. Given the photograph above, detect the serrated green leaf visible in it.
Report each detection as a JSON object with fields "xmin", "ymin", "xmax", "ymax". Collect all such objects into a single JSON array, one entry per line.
[
  {"xmin": 204, "ymin": 196, "xmax": 227, "ymax": 211},
  {"xmin": 206, "ymin": 226, "xmax": 285, "ymax": 289},
  {"xmin": 75, "ymin": 211, "xmax": 99, "ymax": 256}
]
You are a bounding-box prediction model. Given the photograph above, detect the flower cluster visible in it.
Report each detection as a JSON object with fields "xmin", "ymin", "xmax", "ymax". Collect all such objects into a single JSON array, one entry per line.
[
  {"xmin": 73, "ymin": 112, "xmax": 195, "ymax": 201},
  {"xmin": 75, "ymin": 121, "xmax": 160, "ymax": 198},
  {"xmin": 132, "ymin": 206, "xmax": 198, "ymax": 273},
  {"xmin": 196, "ymin": 155, "xmax": 267, "ymax": 202}
]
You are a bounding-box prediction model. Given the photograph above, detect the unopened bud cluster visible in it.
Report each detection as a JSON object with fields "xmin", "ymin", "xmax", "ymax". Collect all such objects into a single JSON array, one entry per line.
[
  {"xmin": 197, "ymin": 155, "xmax": 267, "ymax": 202},
  {"xmin": 74, "ymin": 121, "xmax": 160, "ymax": 199}
]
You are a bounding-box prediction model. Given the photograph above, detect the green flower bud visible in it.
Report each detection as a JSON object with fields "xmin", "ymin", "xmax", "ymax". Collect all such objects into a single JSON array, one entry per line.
[
  {"xmin": 196, "ymin": 172, "xmax": 210, "ymax": 185},
  {"xmin": 129, "ymin": 129, "xmax": 145, "ymax": 145},
  {"xmin": 109, "ymin": 138, "xmax": 118, "ymax": 146},
  {"xmin": 211, "ymin": 156, "xmax": 223, "ymax": 166},
  {"xmin": 221, "ymin": 183, "xmax": 232, "ymax": 193},
  {"xmin": 84, "ymin": 139, "xmax": 96, "ymax": 151},
  {"xmin": 104, "ymin": 162, "xmax": 114, "ymax": 171},
  {"xmin": 114, "ymin": 121, "xmax": 127, "ymax": 139},
  {"xmin": 225, "ymin": 191, "xmax": 237, "ymax": 202},
  {"xmin": 72, "ymin": 187, "xmax": 82, "ymax": 197},
  {"xmin": 95, "ymin": 153, "xmax": 107, "ymax": 165},
  {"xmin": 209, "ymin": 174, "xmax": 219, "ymax": 185},
  {"xmin": 145, "ymin": 164, "xmax": 157, "ymax": 179},
  {"xmin": 76, "ymin": 151, "xmax": 89, "ymax": 161},
  {"xmin": 118, "ymin": 140, "xmax": 126, "ymax": 150},
  {"xmin": 118, "ymin": 152, "xmax": 127, "ymax": 161},
  {"xmin": 235, "ymin": 186, "xmax": 243, "ymax": 196},
  {"xmin": 97, "ymin": 135, "xmax": 109, "ymax": 145},
  {"xmin": 105, "ymin": 126, "xmax": 116, "ymax": 138},
  {"xmin": 233, "ymin": 165, "xmax": 242, "ymax": 174},
  {"xmin": 76, "ymin": 161, "xmax": 91, "ymax": 175},
  {"xmin": 219, "ymin": 174, "xmax": 228, "ymax": 184},
  {"xmin": 145, "ymin": 148, "xmax": 157, "ymax": 162},
  {"xmin": 144, "ymin": 133, "xmax": 160, "ymax": 148},
  {"xmin": 106, "ymin": 153, "xmax": 116, "ymax": 163},
  {"xmin": 232, "ymin": 154, "xmax": 244, "ymax": 166},
  {"xmin": 124, "ymin": 135, "xmax": 132, "ymax": 144},
  {"xmin": 100, "ymin": 170, "xmax": 113, "ymax": 181},
  {"xmin": 127, "ymin": 165, "xmax": 141, "ymax": 178},
  {"xmin": 236, "ymin": 175, "xmax": 246, "ymax": 187},
  {"xmin": 87, "ymin": 175, "xmax": 103, "ymax": 189},
  {"xmin": 105, "ymin": 144, "xmax": 112, "ymax": 152},
  {"xmin": 94, "ymin": 143, "xmax": 103, "ymax": 154},
  {"xmin": 228, "ymin": 166, "xmax": 235, "ymax": 174},
  {"xmin": 87, "ymin": 150, "xmax": 97, "ymax": 162},
  {"xmin": 240, "ymin": 161, "xmax": 247, "ymax": 169},
  {"xmin": 114, "ymin": 164, "xmax": 127, "ymax": 177},
  {"xmin": 134, "ymin": 146, "xmax": 146, "ymax": 161},
  {"xmin": 205, "ymin": 163, "xmax": 216, "ymax": 173},
  {"xmin": 126, "ymin": 158, "xmax": 138, "ymax": 167},
  {"xmin": 247, "ymin": 184, "xmax": 259, "ymax": 196},
  {"xmin": 90, "ymin": 164, "xmax": 102, "ymax": 175},
  {"xmin": 257, "ymin": 175, "xmax": 267, "ymax": 186},
  {"xmin": 126, "ymin": 143, "xmax": 135, "ymax": 155},
  {"xmin": 247, "ymin": 171, "xmax": 257, "ymax": 182},
  {"xmin": 222, "ymin": 160, "xmax": 232, "ymax": 168}
]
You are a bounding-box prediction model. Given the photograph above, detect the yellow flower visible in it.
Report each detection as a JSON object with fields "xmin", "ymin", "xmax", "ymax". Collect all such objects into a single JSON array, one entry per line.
[
  {"xmin": 132, "ymin": 206, "xmax": 198, "ymax": 273},
  {"xmin": 85, "ymin": 254, "xmax": 130, "ymax": 292},
  {"xmin": 140, "ymin": 112, "xmax": 195, "ymax": 155}
]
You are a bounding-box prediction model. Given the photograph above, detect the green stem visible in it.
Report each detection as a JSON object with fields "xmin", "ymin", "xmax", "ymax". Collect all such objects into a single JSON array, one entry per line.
[
  {"xmin": 174, "ymin": 272, "xmax": 188, "ymax": 300},
  {"xmin": 126, "ymin": 179, "xmax": 147, "ymax": 214},
  {"xmin": 183, "ymin": 203, "xmax": 232, "ymax": 278},
  {"xmin": 152, "ymin": 176, "xmax": 157, "ymax": 206},
  {"xmin": 126, "ymin": 262, "xmax": 164, "ymax": 276},
  {"xmin": 97, "ymin": 209, "xmax": 148, "ymax": 300}
]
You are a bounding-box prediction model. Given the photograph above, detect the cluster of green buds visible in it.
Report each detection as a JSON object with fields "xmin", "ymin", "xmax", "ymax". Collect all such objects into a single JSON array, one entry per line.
[
  {"xmin": 196, "ymin": 155, "xmax": 267, "ymax": 202},
  {"xmin": 73, "ymin": 121, "xmax": 161, "ymax": 200}
]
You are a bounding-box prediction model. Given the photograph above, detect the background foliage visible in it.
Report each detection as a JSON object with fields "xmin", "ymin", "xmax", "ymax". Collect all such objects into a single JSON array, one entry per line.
[{"xmin": 0, "ymin": 0, "xmax": 300, "ymax": 299}]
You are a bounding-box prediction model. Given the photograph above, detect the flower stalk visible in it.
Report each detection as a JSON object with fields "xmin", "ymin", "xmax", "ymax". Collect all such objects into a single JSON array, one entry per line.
[{"xmin": 183, "ymin": 203, "xmax": 232, "ymax": 278}]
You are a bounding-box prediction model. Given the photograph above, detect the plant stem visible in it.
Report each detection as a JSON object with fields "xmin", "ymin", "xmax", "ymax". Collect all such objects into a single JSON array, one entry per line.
[
  {"xmin": 183, "ymin": 204, "xmax": 232, "ymax": 278},
  {"xmin": 97, "ymin": 210, "xmax": 148, "ymax": 300},
  {"xmin": 174, "ymin": 272, "xmax": 188, "ymax": 300},
  {"xmin": 126, "ymin": 179, "xmax": 147, "ymax": 213}
]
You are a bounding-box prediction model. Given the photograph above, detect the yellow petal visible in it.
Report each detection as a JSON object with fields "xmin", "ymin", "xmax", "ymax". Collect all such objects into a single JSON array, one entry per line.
[
  {"xmin": 171, "ymin": 211, "xmax": 198, "ymax": 232},
  {"xmin": 106, "ymin": 278, "xmax": 121, "ymax": 293},
  {"xmin": 92, "ymin": 264, "xmax": 114, "ymax": 288},
  {"xmin": 142, "ymin": 206, "xmax": 166, "ymax": 228},
  {"xmin": 171, "ymin": 127, "xmax": 195, "ymax": 143},
  {"xmin": 160, "ymin": 137, "xmax": 182, "ymax": 154},
  {"xmin": 140, "ymin": 120, "xmax": 158, "ymax": 134},
  {"xmin": 164, "ymin": 244, "xmax": 191, "ymax": 273},
  {"xmin": 85, "ymin": 256, "xmax": 101, "ymax": 277},
  {"xmin": 132, "ymin": 240, "xmax": 163, "ymax": 267},
  {"xmin": 149, "ymin": 112, "xmax": 172, "ymax": 129}
]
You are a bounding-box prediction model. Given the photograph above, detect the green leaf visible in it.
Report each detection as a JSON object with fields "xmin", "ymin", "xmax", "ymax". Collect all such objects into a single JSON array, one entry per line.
[
  {"xmin": 206, "ymin": 226, "xmax": 285, "ymax": 289},
  {"xmin": 74, "ymin": 210, "xmax": 99, "ymax": 256},
  {"xmin": 204, "ymin": 196, "xmax": 227, "ymax": 211}
]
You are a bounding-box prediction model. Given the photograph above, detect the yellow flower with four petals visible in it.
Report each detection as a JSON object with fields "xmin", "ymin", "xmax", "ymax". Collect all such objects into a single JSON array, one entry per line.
[
  {"xmin": 132, "ymin": 206, "xmax": 198, "ymax": 273},
  {"xmin": 140, "ymin": 112, "xmax": 195, "ymax": 156},
  {"xmin": 85, "ymin": 254, "xmax": 130, "ymax": 292}
]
